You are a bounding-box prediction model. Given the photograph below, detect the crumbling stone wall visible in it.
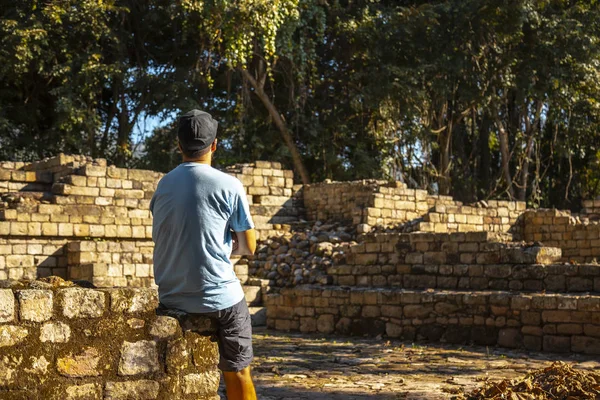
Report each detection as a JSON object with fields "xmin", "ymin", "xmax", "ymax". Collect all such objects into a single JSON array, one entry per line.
[
  {"xmin": 416, "ymin": 201, "xmax": 525, "ymax": 238},
  {"xmin": 266, "ymin": 286, "xmax": 600, "ymax": 354},
  {"xmin": 0, "ymin": 155, "xmax": 301, "ymax": 286},
  {"xmin": 302, "ymin": 180, "xmax": 525, "ymax": 236},
  {"xmin": 581, "ymin": 198, "xmax": 600, "ymax": 220},
  {"xmin": 523, "ymin": 209, "xmax": 600, "ymax": 263},
  {"xmin": 0, "ymin": 280, "xmax": 219, "ymax": 399},
  {"xmin": 2, "ymin": 154, "xmax": 600, "ymax": 357},
  {"xmin": 224, "ymin": 161, "xmax": 303, "ymax": 237}
]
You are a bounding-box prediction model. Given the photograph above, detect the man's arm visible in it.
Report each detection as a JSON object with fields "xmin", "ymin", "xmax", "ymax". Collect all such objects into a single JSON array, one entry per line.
[{"xmin": 231, "ymin": 229, "xmax": 256, "ymax": 256}]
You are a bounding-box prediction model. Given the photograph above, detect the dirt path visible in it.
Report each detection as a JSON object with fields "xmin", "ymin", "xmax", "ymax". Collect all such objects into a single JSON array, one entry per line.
[{"xmin": 218, "ymin": 328, "xmax": 599, "ymax": 399}]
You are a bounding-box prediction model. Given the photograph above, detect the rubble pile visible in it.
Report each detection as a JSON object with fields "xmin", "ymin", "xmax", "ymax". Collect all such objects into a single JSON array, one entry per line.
[
  {"xmin": 460, "ymin": 362, "xmax": 600, "ymax": 399},
  {"xmin": 247, "ymin": 222, "xmax": 356, "ymax": 287}
]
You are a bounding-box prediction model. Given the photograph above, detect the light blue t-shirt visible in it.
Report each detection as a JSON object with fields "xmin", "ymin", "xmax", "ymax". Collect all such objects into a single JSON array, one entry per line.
[{"xmin": 150, "ymin": 162, "xmax": 254, "ymax": 313}]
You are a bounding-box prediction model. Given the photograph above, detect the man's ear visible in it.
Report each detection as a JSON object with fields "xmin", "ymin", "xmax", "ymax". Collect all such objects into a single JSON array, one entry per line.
[
  {"xmin": 177, "ymin": 141, "xmax": 183, "ymax": 153},
  {"xmin": 211, "ymin": 139, "xmax": 217, "ymax": 152}
]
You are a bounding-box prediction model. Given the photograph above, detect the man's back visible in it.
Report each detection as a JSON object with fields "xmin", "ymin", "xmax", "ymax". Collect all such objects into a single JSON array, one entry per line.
[{"xmin": 150, "ymin": 162, "xmax": 253, "ymax": 313}]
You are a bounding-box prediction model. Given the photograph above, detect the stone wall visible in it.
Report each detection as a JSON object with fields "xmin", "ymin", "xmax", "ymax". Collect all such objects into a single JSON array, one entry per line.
[
  {"xmin": 581, "ymin": 199, "xmax": 600, "ymax": 220},
  {"xmin": 416, "ymin": 201, "xmax": 525, "ymax": 238},
  {"xmin": 303, "ymin": 181, "xmax": 439, "ymax": 227},
  {"xmin": 224, "ymin": 161, "xmax": 303, "ymax": 237},
  {"xmin": 0, "ymin": 155, "xmax": 301, "ymax": 286},
  {"xmin": 523, "ymin": 209, "xmax": 600, "ymax": 263},
  {"xmin": 0, "ymin": 238, "xmax": 68, "ymax": 281},
  {"xmin": 266, "ymin": 286, "xmax": 600, "ymax": 355},
  {"xmin": 67, "ymin": 240, "xmax": 155, "ymax": 288},
  {"xmin": 326, "ymin": 231, "xmax": 600, "ymax": 292},
  {"xmin": 0, "ymin": 280, "xmax": 219, "ymax": 399},
  {"xmin": 302, "ymin": 180, "xmax": 525, "ymax": 236}
]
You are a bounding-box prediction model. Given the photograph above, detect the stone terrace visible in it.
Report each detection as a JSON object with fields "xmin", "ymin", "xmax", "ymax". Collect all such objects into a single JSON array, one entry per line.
[
  {"xmin": 1, "ymin": 154, "xmax": 599, "ymax": 357},
  {"xmin": 267, "ymin": 180, "xmax": 600, "ymax": 355}
]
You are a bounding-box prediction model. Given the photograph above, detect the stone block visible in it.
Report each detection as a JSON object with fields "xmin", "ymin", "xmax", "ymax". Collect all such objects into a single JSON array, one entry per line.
[
  {"xmin": 166, "ymin": 337, "xmax": 190, "ymax": 374},
  {"xmin": 556, "ymin": 324, "xmax": 583, "ymax": 335},
  {"xmin": 104, "ymin": 380, "xmax": 159, "ymax": 400},
  {"xmin": 543, "ymin": 335, "xmax": 571, "ymax": 353},
  {"xmin": 404, "ymin": 305, "xmax": 433, "ymax": 319},
  {"xmin": 567, "ymin": 277, "xmax": 593, "ymax": 292},
  {"xmin": 40, "ymin": 321, "xmax": 71, "ymax": 343},
  {"xmin": 118, "ymin": 340, "xmax": 160, "ymax": 375},
  {"xmin": 584, "ymin": 324, "xmax": 600, "ymax": 338},
  {"xmin": 0, "ymin": 221, "xmax": 9, "ymax": 235},
  {"xmin": 317, "ymin": 314, "xmax": 335, "ymax": 333},
  {"xmin": 61, "ymin": 288, "xmax": 106, "ymax": 318},
  {"xmin": 6, "ymin": 255, "xmax": 34, "ymax": 268},
  {"xmin": 57, "ymin": 347, "xmax": 101, "ymax": 377},
  {"xmin": 0, "ymin": 289, "xmax": 15, "ymax": 322},
  {"xmin": 65, "ymin": 383, "xmax": 102, "ymax": 400},
  {"xmin": 362, "ymin": 305, "xmax": 380, "ymax": 318},
  {"xmin": 186, "ymin": 331, "xmax": 219, "ymax": 369},
  {"xmin": 17, "ymin": 290, "xmax": 53, "ymax": 322},
  {"xmin": 571, "ymin": 336, "xmax": 600, "ymax": 355},
  {"xmin": 109, "ymin": 288, "xmax": 158, "ymax": 313},
  {"xmin": 0, "ymin": 325, "xmax": 28, "ymax": 347},
  {"xmin": 386, "ymin": 322, "xmax": 402, "ymax": 338},
  {"xmin": 484, "ymin": 265, "xmax": 511, "ymax": 278},
  {"xmin": 183, "ymin": 371, "xmax": 221, "ymax": 395},
  {"xmin": 149, "ymin": 316, "xmax": 179, "ymax": 339}
]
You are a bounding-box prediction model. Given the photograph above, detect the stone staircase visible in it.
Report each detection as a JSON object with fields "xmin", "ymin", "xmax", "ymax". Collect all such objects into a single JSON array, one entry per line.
[{"xmin": 266, "ymin": 230, "xmax": 600, "ymax": 355}]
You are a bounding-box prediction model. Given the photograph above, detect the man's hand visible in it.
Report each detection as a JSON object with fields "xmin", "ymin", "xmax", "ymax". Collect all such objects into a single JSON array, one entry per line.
[{"xmin": 231, "ymin": 229, "xmax": 257, "ymax": 256}]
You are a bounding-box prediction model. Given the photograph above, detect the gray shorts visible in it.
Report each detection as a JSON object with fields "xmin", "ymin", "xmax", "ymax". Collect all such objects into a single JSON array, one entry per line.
[{"xmin": 157, "ymin": 299, "xmax": 253, "ymax": 372}]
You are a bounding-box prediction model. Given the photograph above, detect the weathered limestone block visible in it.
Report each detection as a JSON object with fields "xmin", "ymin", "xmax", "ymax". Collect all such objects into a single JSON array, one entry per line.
[
  {"xmin": 166, "ymin": 337, "xmax": 190, "ymax": 374},
  {"xmin": 497, "ymin": 328, "xmax": 522, "ymax": 348},
  {"xmin": 61, "ymin": 288, "xmax": 106, "ymax": 318},
  {"xmin": 40, "ymin": 321, "xmax": 71, "ymax": 343},
  {"xmin": 118, "ymin": 340, "xmax": 160, "ymax": 375},
  {"xmin": 17, "ymin": 290, "xmax": 53, "ymax": 322},
  {"xmin": 571, "ymin": 336, "xmax": 600, "ymax": 355},
  {"xmin": 182, "ymin": 371, "xmax": 221, "ymax": 395},
  {"xmin": 317, "ymin": 314, "xmax": 335, "ymax": 333},
  {"xmin": 0, "ymin": 289, "xmax": 15, "ymax": 322},
  {"xmin": 542, "ymin": 335, "xmax": 571, "ymax": 353},
  {"xmin": 186, "ymin": 331, "xmax": 219, "ymax": 369},
  {"xmin": 0, "ymin": 325, "xmax": 28, "ymax": 347},
  {"xmin": 149, "ymin": 316, "xmax": 179, "ymax": 339},
  {"xmin": 109, "ymin": 288, "xmax": 158, "ymax": 313},
  {"xmin": 104, "ymin": 380, "xmax": 160, "ymax": 400},
  {"xmin": 57, "ymin": 347, "xmax": 102, "ymax": 377},
  {"xmin": 65, "ymin": 383, "xmax": 102, "ymax": 400}
]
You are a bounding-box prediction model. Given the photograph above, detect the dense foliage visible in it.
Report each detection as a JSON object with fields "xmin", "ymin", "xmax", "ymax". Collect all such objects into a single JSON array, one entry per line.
[{"xmin": 1, "ymin": 0, "xmax": 599, "ymax": 209}]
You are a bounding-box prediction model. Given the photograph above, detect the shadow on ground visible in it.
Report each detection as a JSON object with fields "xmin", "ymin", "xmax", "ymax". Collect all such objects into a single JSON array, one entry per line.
[{"xmin": 217, "ymin": 328, "xmax": 599, "ymax": 400}]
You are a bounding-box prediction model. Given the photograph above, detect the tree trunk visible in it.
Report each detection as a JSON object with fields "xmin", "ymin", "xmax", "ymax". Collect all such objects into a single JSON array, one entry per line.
[
  {"xmin": 241, "ymin": 68, "xmax": 311, "ymax": 184},
  {"xmin": 115, "ymin": 92, "xmax": 130, "ymax": 167},
  {"xmin": 495, "ymin": 117, "xmax": 515, "ymax": 199},
  {"xmin": 478, "ymin": 114, "xmax": 491, "ymax": 196},
  {"xmin": 519, "ymin": 133, "xmax": 535, "ymax": 201},
  {"xmin": 518, "ymin": 101, "xmax": 543, "ymax": 202},
  {"xmin": 439, "ymin": 119, "xmax": 452, "ymax": 195}
]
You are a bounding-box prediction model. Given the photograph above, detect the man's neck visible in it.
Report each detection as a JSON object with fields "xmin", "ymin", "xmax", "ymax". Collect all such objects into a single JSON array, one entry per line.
[{"xmin": 182, "ymin": 154, "xmax": 212, "ymax": 165}]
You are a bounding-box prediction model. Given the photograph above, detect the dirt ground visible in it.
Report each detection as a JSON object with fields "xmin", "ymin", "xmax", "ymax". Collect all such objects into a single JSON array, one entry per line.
[{"xmin": 218, "ymin": 327, "xmax": 600, "ymax": 399}]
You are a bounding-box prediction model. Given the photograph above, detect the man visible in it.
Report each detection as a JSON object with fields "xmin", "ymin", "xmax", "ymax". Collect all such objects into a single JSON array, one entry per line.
[{"xmin": 150, "ymin": 109, "xmax": 257, "ymax": 400}]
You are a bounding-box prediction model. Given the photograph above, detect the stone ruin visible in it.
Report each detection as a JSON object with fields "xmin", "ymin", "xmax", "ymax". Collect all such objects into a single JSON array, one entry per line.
[{"xmin": 0, "ymin": 154, "xmax": 599, "ymax": 398}]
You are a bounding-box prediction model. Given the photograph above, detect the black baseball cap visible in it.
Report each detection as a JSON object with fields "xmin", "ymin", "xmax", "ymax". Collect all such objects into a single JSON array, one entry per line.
[{"xmin": 177, "ymin": 109, "xmax": 218, "ymax": 152}]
